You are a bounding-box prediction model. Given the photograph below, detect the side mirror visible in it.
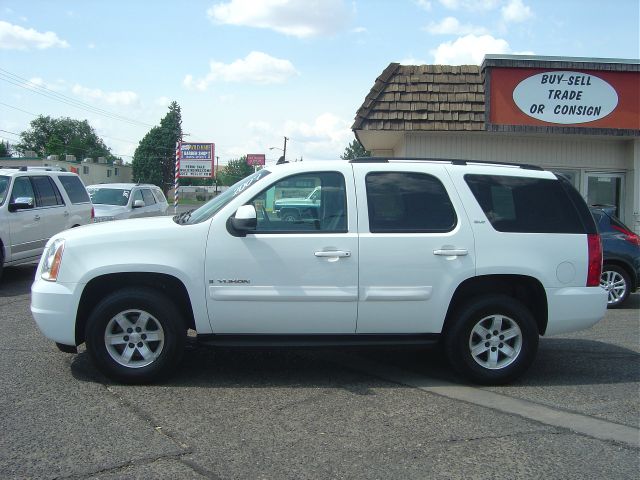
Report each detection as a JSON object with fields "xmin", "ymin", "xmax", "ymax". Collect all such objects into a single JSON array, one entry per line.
[
  {"xmin": 133, "ymin": 199, "xmax": 145, "ymax": 208},
  {"xmin": 8, "ymin": 197, "xmax": 34, "ymax": 212},
  {"xmin": 227, "ymin": 204, "xmax": 257, "ymax": 237}
]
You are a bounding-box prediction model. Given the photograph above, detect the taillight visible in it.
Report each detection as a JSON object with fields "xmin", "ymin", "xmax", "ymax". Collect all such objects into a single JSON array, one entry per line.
[
  {"xmin": 587, "ymin": 233, "xmax": 602, "ymax": 287},
  {"xmin": 612, "ymin": 224, "xmax": 640, "ymax": 246}
]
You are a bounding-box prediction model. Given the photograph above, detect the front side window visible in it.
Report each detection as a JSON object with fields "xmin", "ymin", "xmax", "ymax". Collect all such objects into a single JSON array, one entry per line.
[
  {"xmin": 132, "ymin": 189, "xmax": 144, "ymax": 204},
  {"xmin": 31, "ymin": 176, "xmax": 64, "ymax": 207},
  {"xmin": 10, "ymin": 177, "xmax": 35, "ymax": 205},
  {"xmin": 366, "ymin": 172, "xmax": 457, "ymax": 233},
  {"xmin": 142, "ymin": 189, "xmax": 156, "ymax": 205},
  {"xmin": 248, "ymin": 172, "xmax": 347, "ymax": 233}
]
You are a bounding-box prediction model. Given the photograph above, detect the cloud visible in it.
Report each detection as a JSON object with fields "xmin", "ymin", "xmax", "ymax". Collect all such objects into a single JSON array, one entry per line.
[
  {"xmin": 207, "ymin": 0, "xmax": 350, "ymax": 38},
  {"xmin": 71, "ymin": 84, "xmax": 140, "ymax": 106},
  {"xmin": 283, "ymin": 113, "xmax": 353, "ymax": 159},
  {"xmin": 414, "ymin": 0, "xmax": 432, "ymax": 10},
  {"xmin": 184, "ymin": 51, "xmax": 298, "ymax": 90},
  {"xmin": 438, "ymin": 0, "xmax": 500, "ymax": 10},
  {"xmin": 28, "ymin": 77, "xmax": 64, "ymax": 91},
  {"xmin": 431, "ymin": 34, "xmax": 510, "ymax": 64},
  {"xmin": 426, "ymin": 16, "xmax": 489, "ymax": 35},
  {"xmin": 0, "ymin": 20, "xmax": 69, "ymax": 50},
  {"xmin": 502, "ymin": 0, "xmax": 533, "ymax": 23}
]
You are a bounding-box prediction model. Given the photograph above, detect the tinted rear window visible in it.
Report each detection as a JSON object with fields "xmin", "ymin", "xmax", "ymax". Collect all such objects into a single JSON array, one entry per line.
[
  {"xmin": 465, "ymin": 174, "xmax": 585, "ymax": 234},
  {"xmin": 58, "ymin": 175, "xmax": 90, "ymax": 204}
]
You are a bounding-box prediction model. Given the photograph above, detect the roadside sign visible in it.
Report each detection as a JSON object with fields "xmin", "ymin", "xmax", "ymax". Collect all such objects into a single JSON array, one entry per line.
[
  {"xmin": 180, "ymin": 143, "xmax": 215, "ymax": 178},
  {"xmin": 247, "ymin": 154, "xmax": 265, "ymax": 166}
]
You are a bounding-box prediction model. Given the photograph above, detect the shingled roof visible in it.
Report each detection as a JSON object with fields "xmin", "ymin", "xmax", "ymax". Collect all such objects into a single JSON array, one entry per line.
[{"xmin": 352, "ymin": 63, "xmax": 485, "ymax": 132}]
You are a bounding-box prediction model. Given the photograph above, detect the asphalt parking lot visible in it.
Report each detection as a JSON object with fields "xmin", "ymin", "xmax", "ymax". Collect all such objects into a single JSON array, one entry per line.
[{"xmin": 0, "ymin": 264, "xmax": 638, "ymax": 479}]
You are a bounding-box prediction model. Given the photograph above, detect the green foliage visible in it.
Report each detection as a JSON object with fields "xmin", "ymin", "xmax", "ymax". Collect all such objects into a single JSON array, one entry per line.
[
  {"xmin": 340, "ymin": 138, "xmax": 371, "ymax": 160},
  {"xmin": 16, "ymin": 116, "xmax": 116, "ymax": 160},
  {"xmin": 218, "ymin": 157, "xmax": 254, "ymax": 186},
  {"xmin": 132, "ymin": 101, "xmax": 182, "ymax": 194},
  {"xmin": 0, "ymin": 140, "xmax": 11, "ymax": 157}
]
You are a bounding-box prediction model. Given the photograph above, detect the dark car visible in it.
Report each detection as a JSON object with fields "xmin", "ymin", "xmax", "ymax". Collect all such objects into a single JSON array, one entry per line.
[{"xmin": 590, "ymin": 205, "xmax": 640, "ymax": 307}]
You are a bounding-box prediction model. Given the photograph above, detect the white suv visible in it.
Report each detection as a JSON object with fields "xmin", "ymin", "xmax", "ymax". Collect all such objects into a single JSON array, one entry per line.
[
  {"xmin": 0, "ymin": 167, "xmax": 93, "ymax": 279},
  {"xmin": 30, "ymin": 158, "xmax": 607, "ymax": 384},
  {"xmin": 87, "ymin": 183, "xmax": 169, "ymax": 222}
]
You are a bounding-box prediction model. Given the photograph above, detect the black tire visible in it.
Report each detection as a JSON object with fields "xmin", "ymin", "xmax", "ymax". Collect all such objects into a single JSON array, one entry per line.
[
  {"xmin": 85, "ymin": 287, "xmax": 186, "ymax": 384},
  {"xmin": 600, "ymin": 264, "xmax": 631, "ymax": 308},
  {"xmin": 281, "ymin": 209, "xmax": 299, "ymax": 222},
  {"xmin": 443, "ymin": 295, "xmax": 539, "ymax": 385}
]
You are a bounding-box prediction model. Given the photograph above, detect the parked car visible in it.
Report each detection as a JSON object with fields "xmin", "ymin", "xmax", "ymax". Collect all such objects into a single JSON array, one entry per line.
[
  {"xmin": 87, "ymin": 183, "xmax": 168, "ymax": 222},
  {"xmin": 273, "ymin": 185, "xmax": 321, "ymax": 221},
  {"xmin": 31, "ymin": 158, "xmax": 606, "ymax": 385},
  {"xmin": 590, "ymin": 205, "xmax": 640, "ymax": 307},
  {"xmin": 0, "ymin": 167, "xmax": 93, "ymax": 279}
]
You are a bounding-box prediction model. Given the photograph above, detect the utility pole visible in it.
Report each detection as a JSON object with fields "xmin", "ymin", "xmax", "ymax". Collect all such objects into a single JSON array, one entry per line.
[
  {"xmin": 283, "ymin": 136, "xmax": 288, "ymax": 162},
  {"xmin": 214, "ymin": 156, "xmax": 219, "ymax": 195}
]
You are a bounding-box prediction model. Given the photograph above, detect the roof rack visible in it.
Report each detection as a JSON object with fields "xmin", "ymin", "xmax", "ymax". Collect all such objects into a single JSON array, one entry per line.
[
  {"xmin": 0, "ymin": 166, "xmax": 65, "ymax": 172},
  {"xmin": 349, "ymin": 156, "xmax": 544, "ymax": 171}
]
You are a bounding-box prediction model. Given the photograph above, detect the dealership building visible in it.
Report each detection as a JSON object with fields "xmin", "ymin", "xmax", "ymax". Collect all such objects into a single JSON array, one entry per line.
[{"xmin": 353, "ymin": 55, "xmax": 640, "ymax": 232}]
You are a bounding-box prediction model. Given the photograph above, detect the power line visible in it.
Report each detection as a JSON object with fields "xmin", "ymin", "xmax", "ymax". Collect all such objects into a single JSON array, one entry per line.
[{"xmin": 0, "ymin": 68, "xmax": 155, "ymax": 128}]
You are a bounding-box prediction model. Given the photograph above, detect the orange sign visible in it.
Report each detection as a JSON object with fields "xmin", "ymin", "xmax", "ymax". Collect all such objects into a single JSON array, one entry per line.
[{"xmin": 489, "ymin": 68, "xmax": 640, "ymax": 130}]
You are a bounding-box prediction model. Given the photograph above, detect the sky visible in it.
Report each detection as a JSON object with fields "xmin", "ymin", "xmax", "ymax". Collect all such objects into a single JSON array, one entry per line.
[{"xmin": 1, "ymin": 0, "xmax": 639, "ymax": 165}]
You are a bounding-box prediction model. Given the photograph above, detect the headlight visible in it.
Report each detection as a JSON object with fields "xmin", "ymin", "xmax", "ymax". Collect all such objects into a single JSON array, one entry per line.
[{"xmin": 41, "ymin": 239, "xmax": 65, "ymax": 282}]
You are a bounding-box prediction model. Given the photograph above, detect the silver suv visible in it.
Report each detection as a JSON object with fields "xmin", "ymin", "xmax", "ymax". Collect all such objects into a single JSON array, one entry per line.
[
  {"xmin": 87, "ymin": 183, "xmax": 169, "ymax": 222},
  {"xmin": 0, "ymin": 167, "xmax": 93, "ymax": 279}
]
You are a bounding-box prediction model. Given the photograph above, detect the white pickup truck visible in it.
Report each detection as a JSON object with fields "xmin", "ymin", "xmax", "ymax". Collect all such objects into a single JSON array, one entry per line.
[{"xmin": 31, "ymin": 158, "xmax": 607, "ymax": 384}]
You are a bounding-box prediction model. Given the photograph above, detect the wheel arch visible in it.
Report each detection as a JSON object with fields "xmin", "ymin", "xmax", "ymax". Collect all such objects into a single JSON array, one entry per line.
[
  {"xmin": 76, "ymin": 272, "xmax": 195, "ymax": 345},
  {"xmin": 444, "ymin": 274, "xmax": 548, "ymax": 336}
]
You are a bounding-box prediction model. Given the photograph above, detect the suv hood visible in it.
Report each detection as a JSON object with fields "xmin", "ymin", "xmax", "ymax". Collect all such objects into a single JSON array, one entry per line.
[{"xmin": 53, "ymin": 216, "xmax": 182, "ymax": 247}]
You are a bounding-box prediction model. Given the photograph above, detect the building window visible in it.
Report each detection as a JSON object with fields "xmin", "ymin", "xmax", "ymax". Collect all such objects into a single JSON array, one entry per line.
[
  {"xmin": 83, "ymin": 166, "xmax": 89, "ymax": 175},
  {"xmin": 107, "ymin": 169, "xmax": 112, "ymax": 178},
  {"xmin": 114, "ymin": 167, "xmax": 119, "ymax": 176}
]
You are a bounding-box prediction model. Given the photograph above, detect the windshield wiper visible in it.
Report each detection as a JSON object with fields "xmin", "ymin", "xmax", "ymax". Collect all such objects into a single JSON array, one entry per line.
[{"xmin": 173, "ymin": 209, "xmax": 194, "ymax": 225}]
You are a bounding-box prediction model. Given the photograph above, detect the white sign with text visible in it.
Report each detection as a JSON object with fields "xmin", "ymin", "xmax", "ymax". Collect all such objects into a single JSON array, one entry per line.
[{"xmin": 512, "ymin": 71, "xmax": 618, "ymax": 124}]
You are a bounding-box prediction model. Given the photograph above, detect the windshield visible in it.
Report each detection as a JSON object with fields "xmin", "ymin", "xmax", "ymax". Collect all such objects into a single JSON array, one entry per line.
[
  {"xmin": 177, "ymin": 169, "xmax": 271, "ymax": 225},
  {"xmin": 0, "ymin": 176, "xmax": 9, "ymax": 206},
  {"xmin": 87, "ymin": 187, "xmax": 131, "ymax": 206}
]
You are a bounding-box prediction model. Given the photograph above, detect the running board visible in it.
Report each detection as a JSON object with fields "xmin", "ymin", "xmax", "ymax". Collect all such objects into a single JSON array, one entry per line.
[{"xmin": 196, "ymin": 334, "xmax": 440, "ymax": 348}]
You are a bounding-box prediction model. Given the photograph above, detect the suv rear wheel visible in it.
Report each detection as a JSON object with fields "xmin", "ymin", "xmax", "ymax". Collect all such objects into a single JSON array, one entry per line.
[
  {"xmin": 85, "ymin": 288, "xmax": 186, "ymax": 383},
  {"xmin": 444, "ymin": 295, "xmax": 539, "ymax": 385}
]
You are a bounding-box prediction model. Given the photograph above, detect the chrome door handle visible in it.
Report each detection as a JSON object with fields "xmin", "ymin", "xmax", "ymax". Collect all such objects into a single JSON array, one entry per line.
[
  {"xmin": 64, "ymin": 211, "xmax": 70, "ymax": 217},
  {"xmin": 433, "ymin": 249, "xmax": 468, "ymax": 256},
  {"xmin": 315, "ymin": 250, "xmax": 351, "ymax": 258}
]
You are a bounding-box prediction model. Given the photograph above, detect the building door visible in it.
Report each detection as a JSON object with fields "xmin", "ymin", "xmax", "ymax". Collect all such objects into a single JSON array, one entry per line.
[{"xmin": 585, "ymin": 172, "xmax": 624, "ymax": 218}]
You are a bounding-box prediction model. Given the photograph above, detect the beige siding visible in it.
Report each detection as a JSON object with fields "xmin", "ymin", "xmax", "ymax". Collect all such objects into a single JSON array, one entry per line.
[{"xmin": 405, "ymin": 132, "xmax": 631, "ymax": 171}]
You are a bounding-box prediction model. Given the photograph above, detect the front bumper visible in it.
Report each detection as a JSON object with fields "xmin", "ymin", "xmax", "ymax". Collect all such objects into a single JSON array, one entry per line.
[
  {"xmin": 31, "ymin": 278, "xmax": 82, "ymax": 346},
  {"xmin": 545, "ymin": 286, "xmax": 608, "ymax": 336}
]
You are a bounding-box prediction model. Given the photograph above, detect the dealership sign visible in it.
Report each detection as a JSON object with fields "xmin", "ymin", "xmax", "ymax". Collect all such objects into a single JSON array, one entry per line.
[
  {"xmin": 513, "ymin": 71, "xmax": 618, "ymax": 124},
  {"xmin": 180, "ymin": 143, "xmax": 214, "ymax": 178}
]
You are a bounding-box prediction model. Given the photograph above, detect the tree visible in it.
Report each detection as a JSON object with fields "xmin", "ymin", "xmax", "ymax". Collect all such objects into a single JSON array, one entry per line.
[
  {"xmin": 0, "ymin": 140, "xmax": 11, "ymax": 157},
  {"xmin": 16, "ymin": 116, "xmax": 116, "ymax": 160},
  {"xmin": 340, "ymin": 138, "xmax": 371, "ymax": 160},
  {"xmin": 218, "ymin": 157, "xmax": 254, "ymax": 186},
  {"xmin": 132, "ymin": 102, "xmax": 182, "ymax": 194}
]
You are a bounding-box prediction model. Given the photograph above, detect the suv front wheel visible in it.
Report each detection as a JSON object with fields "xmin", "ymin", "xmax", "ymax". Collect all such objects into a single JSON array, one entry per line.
[
  {"xmin": 85, "ymin": 288, "xmax": 186, "ymax": 383},
  {"xmin": 444, "ymin": 295, "xmax": 539, "ymax": 385}
]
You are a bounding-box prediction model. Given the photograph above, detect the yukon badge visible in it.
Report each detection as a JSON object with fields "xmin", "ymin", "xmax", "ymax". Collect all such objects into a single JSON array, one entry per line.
[{"xmin": 213, "ymin": 279, "xmax": 251, "ymax": 284}]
